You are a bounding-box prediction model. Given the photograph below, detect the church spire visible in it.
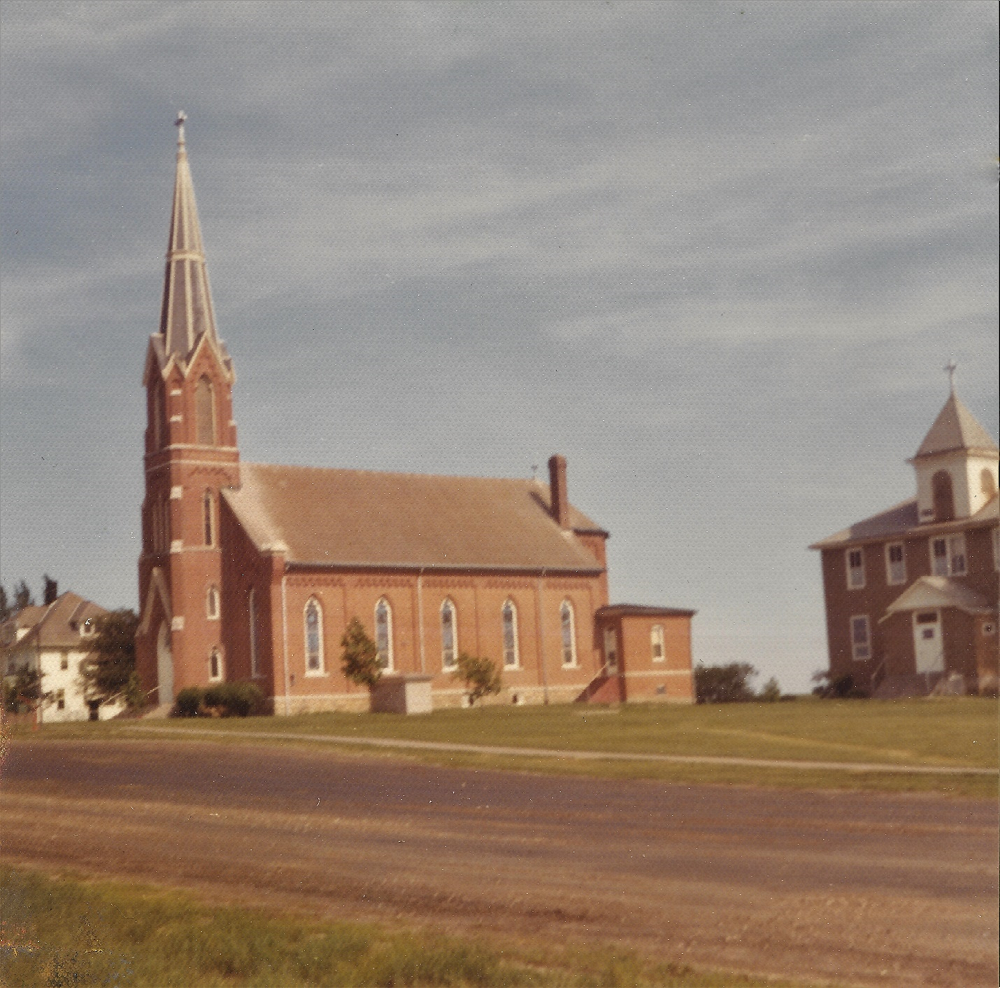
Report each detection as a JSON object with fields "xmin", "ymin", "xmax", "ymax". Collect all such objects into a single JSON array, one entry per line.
[{"xmin": 158, "ymin": 112, "xmax": 219, "ymax": 359}]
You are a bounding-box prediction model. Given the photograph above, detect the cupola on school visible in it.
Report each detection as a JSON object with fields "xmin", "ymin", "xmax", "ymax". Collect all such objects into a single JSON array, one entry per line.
[{"xmin": 135, "ymin": 119, "xmax": 696, "ymax": 713}]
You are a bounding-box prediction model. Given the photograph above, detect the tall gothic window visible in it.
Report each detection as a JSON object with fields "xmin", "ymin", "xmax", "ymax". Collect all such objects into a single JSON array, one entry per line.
[
  {"xmin": 209, "ymin": 648, "xmax": 223, "ymax": 681},
  {"xmin": 441, "ymin": 599, "xmax": 457, "ymax": 670},
  {"xmin": 153, "ymin": 386, "xmax": 165, "ymax": 448},
  {"xmin": 195, "ymin": 375, "xmax": 215, "ymax": 445},
  {"xmin": 375, "ymin": 598, "xmax": 393, "ymax": 670},
  {"xmin": 305, "ymin": 598, "xmax": 324, "ymax": 673},
  {"xmin": 560, "ymin": 600, "xmax": 577, "ymax": 667},
  {"xmin": 501, "ymin": 599, "xmax": 519, "ymax": 668},
  {"xmin": 206, "ymin": 585, "xmax": 220, "ymax": 620},
  {"xmin": 248, "ymin": 588, "xmax": 259, "ymax": 677},
  {"xmin": 203, "ymin": 490, "xmax": 215, "ymax": 546}
]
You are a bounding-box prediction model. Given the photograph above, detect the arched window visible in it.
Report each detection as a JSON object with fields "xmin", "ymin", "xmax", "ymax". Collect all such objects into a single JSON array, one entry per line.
[
  {"xmin": 375, "ymin": 597, "xmax": 393, "ymax": 670},
  {"xmin": 209, "ymin": 648, "xmax": 223, "ymax": 681},
  {"xmin": 206, "ymin": 585, "xmax": 220, "ymax": 620},
  {"xmin": 305, "ymin": 597, "xmax": 324, "ymax": 674},
  {"xmin": 560, "ymin": 600, "xmax": 577, "ymax": 667},
  {"xmin": 440, "ymin": 599, "xmax": 457, "ymax": 670},
  {"xmin": 248, "ymin": 588, "xmax": 260, "ymax": 677},
  {"xmin": 195, "ymin": 375, "xmax": 215, "ymax": 445},
  {"xmin": 932, "ymin": 470, "xmax": 954, "ymax": 522},
  {"xmin": 982, "ymin": 468, "xmax": 997, "ymax": 498},
  {"xmin": 651, "ymin": 624, "xmax": 665, "ymax": 663},
  {"xmin": 501, "ymin": 599, "xmax": 519, "ymax": 668},
  {"xmin": 152, "ymin": 387, "xmax": 165, "ymax": 448},
  {"xmin": 203, "ymin": 490, "xmax": 215, "ymax": 546}
]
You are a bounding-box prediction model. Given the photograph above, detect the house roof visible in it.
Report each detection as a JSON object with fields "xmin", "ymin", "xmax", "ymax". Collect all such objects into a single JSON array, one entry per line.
[
  {"xmin": 224, "ymin": 462, "xmax": 607, "ymax": 573},
  {"xmin": 596, "ymin": 604, "xmax": 697, "ymax": 619},
  {"xmin": 914, "ymin": 391, "xmax": 998, "ymax": 458},
  {"xmin": 810, "ymin": 494, "xmax": 998, "ymax": 549},
  {"xmin": 3, "ymin": 592, "xmax": 108, "ymax": 652},
  {"xmin": 882, "ymin": 576, "xmax": 995, "ymax": 618}
]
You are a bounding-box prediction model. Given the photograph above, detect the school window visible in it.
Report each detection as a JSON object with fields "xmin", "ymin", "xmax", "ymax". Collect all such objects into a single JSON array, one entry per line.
[
  {"xmin": 441, "ymin": 599, "xmax": 457, "ymax": 670},
  {"xmin": 501, "ymin": 599, "xmax": 519, "ymax": 668},
  {"xmin": 931, "ymin": 534, "xmax": 966, "ymax": 577},
  {"xmin": 560, "ymin": 600, "xmax": 577, "ymax": 667},
  {"xmin": 846, "ymin": 548, "xmax": 865, "ymax": 589},
  {"xmin": 56, "ymin": 689, "xmax": 65, "ymax": 711},
  {"xmin": 305, "ymin": 598, "xmax": 324, "ymax": 674},
  {"xmin": 375, "ymin": 598, "xmax": 393, "ymax": 671},
  {"xmin": 651, "ymin": 624, "xmax": 665, "ymax": 662},
  {"xmin": 850, "ymin": 615, "xmax": 871, "ymax": 661},
  {"xmin": 885, "ymin": 543, "xmax": 906, "ymax": 585},
  {"xmin": 209, "ymin": 648, "xmax": 223, "ymax": 681}
]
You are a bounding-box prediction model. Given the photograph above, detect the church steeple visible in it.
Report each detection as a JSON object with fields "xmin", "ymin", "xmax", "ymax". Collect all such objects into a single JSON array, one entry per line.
[{"xmin": 159, "ymin": 112, "xmax": 219, "ymax": 359}]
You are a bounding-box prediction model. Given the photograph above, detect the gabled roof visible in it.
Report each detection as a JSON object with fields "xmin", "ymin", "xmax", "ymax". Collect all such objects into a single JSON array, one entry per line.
[
  {"xmin": 223, "ymin": 462, "xmax": 606, "ymax": 572},
  {"xmin": 3, "ymin": 593, "xmax": 108, "ymax": 652},
  {"xmin": 914, "ymin": 391, "xmax": 998, "ymax": 458},
  {"xmin": 882, "ymin": 576, "xmax": 995, "ymax": 618},
  {"xmin": 810, "ymin": 493, "xmax": 998, "ymax": 549}
]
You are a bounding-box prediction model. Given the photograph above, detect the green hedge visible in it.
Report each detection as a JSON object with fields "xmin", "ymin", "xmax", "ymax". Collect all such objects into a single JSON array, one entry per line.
[{"xmin": 171, "ymin": 682, "xmax": 267, "ymax": 718}]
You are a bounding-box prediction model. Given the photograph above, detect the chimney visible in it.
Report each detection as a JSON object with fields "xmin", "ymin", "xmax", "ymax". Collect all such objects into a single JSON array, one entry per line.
[{"xmin": 548, "ymin": 454, "xmax": 570, "ymax": 529}]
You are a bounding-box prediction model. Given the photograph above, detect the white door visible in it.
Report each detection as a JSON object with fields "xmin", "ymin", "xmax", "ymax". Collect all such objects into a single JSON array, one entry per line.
[
  {"xmin": 912, "ymin": 611, "xmax": 944, "ymax": 674},
  {"xmin": 157, "ymin": 621, "xmax": 174, "ymax": 704}
]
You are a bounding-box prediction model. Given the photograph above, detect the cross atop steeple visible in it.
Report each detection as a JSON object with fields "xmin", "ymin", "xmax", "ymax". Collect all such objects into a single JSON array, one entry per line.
[
  {"xmin": 175, "ymin": 110, "xmax": 187, "ymax": 146},
  {"xmin": 944, "ymin": 359, "xmax": 958, "ymax": 393}
]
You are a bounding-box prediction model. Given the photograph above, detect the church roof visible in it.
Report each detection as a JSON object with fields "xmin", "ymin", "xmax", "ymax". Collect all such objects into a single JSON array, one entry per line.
[
  {"xmin": 224, "ymin": 462, "xmax": 606, "ymax": 572},
  {"xmin": 156, "ymin": 114, "xmax": 225, "ymax": 364},
  {"xmin": 914, "ymin": 390, "xmax": 998, "ymax": 458},
  {"xmin": 810, "ymin": 493, "xmax": 998, "ymax": 549}
]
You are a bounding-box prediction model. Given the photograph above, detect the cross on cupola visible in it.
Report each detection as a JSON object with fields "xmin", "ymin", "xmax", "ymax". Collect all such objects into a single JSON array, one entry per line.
[{"xmin": 945, "ymin": 359, "xmax": 957, "ymax": 393}]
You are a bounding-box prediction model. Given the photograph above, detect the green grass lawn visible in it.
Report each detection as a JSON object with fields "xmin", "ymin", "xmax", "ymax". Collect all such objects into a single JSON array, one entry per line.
[
  {"xmin": 0, "ymin": 866, "xmax": 808, "ymax": 988},
  {"xmin": 9, "ymin": 697, "xmax": 997, "ymax": 797}
]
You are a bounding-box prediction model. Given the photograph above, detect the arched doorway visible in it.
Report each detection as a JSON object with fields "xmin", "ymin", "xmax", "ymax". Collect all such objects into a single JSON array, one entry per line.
[{"xmin": 157, "ymin": 621, "xmax": 174, "ymax": 705}]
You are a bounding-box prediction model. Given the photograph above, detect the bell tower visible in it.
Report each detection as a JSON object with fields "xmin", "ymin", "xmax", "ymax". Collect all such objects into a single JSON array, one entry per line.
[{"xmin": 136, "ymin": 114, "xmax": 240, "ymax": 705}]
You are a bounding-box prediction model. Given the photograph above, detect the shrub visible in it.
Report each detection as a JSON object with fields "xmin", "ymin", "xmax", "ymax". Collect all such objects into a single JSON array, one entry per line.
[
  {"xmin": 203, "ymin": 682, "xmax": 266, "ymax": 717},
  {"xmin": 453, "ymin": 653, "xmax": 502, "ymax": 706},
  {"xmin": 172, "ymin": 686, "xmax": 204, "ymax": 717}
]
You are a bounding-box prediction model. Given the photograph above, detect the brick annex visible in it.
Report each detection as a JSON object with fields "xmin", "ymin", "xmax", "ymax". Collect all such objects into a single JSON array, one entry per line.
[{"xmin": 135, "ymin": 119, "xmax": 695, "ymax": 713}]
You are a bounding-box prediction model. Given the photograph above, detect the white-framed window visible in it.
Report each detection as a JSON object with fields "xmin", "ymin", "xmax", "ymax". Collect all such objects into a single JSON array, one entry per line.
[
  {"xmin": 206, "ymin": 585, "xmax": 220, "ymax": 620},
  {"xmin": 56, "ymin": 689, "xmax": 65, "ymax": 711},
  {"xmin": 850, "ymin": 615, "xmax": 871, "ymax": 661},
  {"xmin": 846, "ymin": 548, "xmax": 865, "ymax": 589},
  {"xmin": 931, "ymin": 534, "xmax": 966, "ymax": 577},
  {"xmin": 305, "ymin": 597, "xmax": 324, "ymax": 674},
  {"xmin": 440, "ymin": 599, "xmax": 457, "ymax": 670},
  {"xmin": 651, "ymin": 624, "xmax": 665, "ymax": 663},
  {"xmin": 501, "ymin": 599, "xmax": 519, "ymax": 668},
  {"xmin": 209, "ymin": 648, "xmax": 223, "ymax": 681},
  {"xmin": 248, "ymin": 588, "xmax": 260, "ymax": 677},
  {"xmin": 560, "ymin": 600, "xmax": 578, "ymax": 667},
  {"xmin": 203, "ymin": 490, "xmax": 215, "ymax": 546},
  {"xmin": 885, "ymin": 542, "xmax": 906, "ymax": 585},
  {"xmin": 375, "ymin": 597, "xmax": 393, "ymax": 671},
  {"xmin": 603, "ymin": 626, "xmax": 617, "ymax": 671}
]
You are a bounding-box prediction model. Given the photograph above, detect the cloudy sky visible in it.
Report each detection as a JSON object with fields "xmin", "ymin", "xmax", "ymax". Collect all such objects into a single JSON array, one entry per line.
[{"xmin": 1, "ymin": 1, "xmax": 997, "ymax": 693}]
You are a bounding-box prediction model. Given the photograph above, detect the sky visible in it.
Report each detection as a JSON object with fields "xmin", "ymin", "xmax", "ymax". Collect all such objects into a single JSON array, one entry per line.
[{"xmin": 1, "ymin": 1, "xmax": 997, "ymax": 695}]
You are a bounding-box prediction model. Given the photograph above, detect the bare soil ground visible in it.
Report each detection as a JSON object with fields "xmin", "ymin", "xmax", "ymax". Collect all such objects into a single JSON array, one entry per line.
[{"xmin": 2, "ymin": 738, "xmax": 997, "ymax": 987}]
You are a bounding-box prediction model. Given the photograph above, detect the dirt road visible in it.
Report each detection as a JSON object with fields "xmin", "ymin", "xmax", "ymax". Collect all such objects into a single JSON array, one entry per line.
[{"xmin": 2, "ymin": 738, "xmax": 997, "ymax": 987}]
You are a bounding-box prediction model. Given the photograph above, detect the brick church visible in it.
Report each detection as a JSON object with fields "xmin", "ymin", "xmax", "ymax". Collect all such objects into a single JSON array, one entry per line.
[{"xmin": 135, "ymin": 119, "xmax": 695, "ymax": 713}]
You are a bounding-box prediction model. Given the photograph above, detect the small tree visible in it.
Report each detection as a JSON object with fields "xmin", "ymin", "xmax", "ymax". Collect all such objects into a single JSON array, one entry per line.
[
  {"xmin": 694, "ymin": 662, "xmax": 758, "ymax": 704},
  {"xmin": 9, "ymin": 665, "xmax": 50, "ymax": 716},
  {"xmin": 453, "ymin": 652, "xmax": 502, "ymax": 706},
  {"xmin": 340, "ymin": 618, "xmax": 382, "ymax": 690},
  {"xmin": 757, "ymin": 676, "xmax": 782, "ymax": 702},
  {"xmin": 80, "ymin": 609, "xmax": 142, "ymax": 711}
]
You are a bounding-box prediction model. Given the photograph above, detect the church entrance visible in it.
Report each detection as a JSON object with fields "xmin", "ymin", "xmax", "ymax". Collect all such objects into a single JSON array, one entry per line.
[
  {"xmin": 912, "ymin": 611, "xmax": 944, "ymax": 675},
  {"xmin": 157, "ymin": 621, "xmax": 174, "ymax": 705}
]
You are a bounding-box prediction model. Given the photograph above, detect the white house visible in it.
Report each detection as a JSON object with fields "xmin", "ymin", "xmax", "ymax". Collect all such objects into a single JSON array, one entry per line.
[{"xmin": 1, "ymin": 592, "xmax": 123, "ymax": 722}]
